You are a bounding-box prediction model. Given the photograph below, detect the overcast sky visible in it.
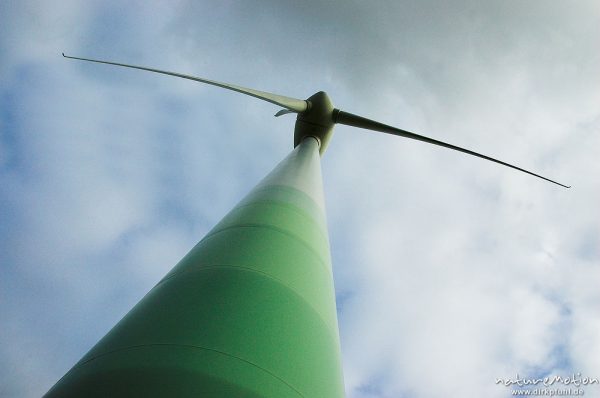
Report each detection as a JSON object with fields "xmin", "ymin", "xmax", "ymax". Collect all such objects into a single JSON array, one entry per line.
[{"xmin": 1, "ymin": 1, "xmax": 599, "ymax": 397}]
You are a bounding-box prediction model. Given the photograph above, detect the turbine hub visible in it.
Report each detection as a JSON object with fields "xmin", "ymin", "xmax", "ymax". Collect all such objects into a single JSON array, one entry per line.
[{"xmin": 294, "ymin": 91, "xmax": 335, "ymax": 155}]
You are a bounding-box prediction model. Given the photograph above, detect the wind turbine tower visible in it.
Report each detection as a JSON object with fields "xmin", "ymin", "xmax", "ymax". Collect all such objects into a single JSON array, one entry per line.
[{"xmin": 45, "ymin": 54, "xmax": 568, "ymax": 398}]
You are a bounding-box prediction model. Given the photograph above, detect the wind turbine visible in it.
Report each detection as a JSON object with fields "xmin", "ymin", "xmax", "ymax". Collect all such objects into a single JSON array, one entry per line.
[{"xmin": 46, "ymin": 54, "xmax": 569, "ymax": 398}]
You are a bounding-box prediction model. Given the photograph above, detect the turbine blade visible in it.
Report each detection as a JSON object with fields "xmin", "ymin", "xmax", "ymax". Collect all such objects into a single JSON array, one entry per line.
[
  {"xmin": 274, "ymin": 109, "xmax": 296, "ymax": 117},
  {"xmin": 334, "ymin": 109, "xmax": 570, "ymax": 188},
  {"xmin": 62, "ymin": 53, "xmax": 309, "ymax": 113}
]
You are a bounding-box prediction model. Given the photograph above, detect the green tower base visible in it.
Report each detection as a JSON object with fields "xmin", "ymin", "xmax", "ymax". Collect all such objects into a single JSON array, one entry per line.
[{"xmin": 45, "ymin": 137, "xmax": 345, "ymax": 397}]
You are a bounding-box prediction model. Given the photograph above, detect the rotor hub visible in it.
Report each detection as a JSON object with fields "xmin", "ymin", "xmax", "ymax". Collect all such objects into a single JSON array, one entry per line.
[{"xmin": 294, "ymin": 91, "xmax": 336, "ymax": 155}]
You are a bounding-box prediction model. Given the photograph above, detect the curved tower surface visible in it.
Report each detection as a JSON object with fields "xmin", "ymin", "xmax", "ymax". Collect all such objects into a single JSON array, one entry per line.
[{"xmin": 45, "ymin": 137, "xmax": 345, "ymax": 397}]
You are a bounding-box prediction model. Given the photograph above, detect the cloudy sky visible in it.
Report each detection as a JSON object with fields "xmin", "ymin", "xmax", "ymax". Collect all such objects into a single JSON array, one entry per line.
[{"xmin": 1, "ymin": 1, "xmax": 599, "ymax": 397}]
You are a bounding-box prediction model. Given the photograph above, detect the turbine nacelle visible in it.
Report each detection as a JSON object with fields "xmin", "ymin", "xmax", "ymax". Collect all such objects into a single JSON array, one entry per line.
[
  {"xmin": 62, "ymin": 53, "xmax": 570, "ymax": 188},
  {"xmin": 294, "ymin": 91, "xmax": 335, "ymax": 155}
]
